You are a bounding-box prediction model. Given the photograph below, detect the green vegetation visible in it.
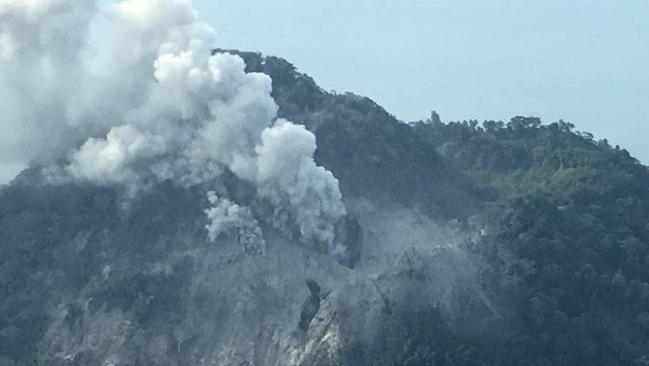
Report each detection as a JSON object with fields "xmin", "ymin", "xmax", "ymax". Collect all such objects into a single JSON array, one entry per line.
[{"xmin": 413, "ymin": 116, "xmax": 649, "ymax": 365}]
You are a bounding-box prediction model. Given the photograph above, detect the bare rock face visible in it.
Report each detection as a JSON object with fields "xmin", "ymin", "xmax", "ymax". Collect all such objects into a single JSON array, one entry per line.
[{"xmin": 14, "ymin": 182, "xmax": 500, "ymax": 366}]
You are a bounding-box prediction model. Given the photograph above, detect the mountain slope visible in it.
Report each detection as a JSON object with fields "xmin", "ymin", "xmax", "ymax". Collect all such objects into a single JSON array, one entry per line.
[
  {"xmin": 220, "ymin": 49, "xmax": 487, "ymax": 219},
  {"xmin": 1, "ymin": 52, "xmax": 649, "ymax": 366},
  {"xmin": 413, "ymin": 117, "xmax": 649, "ymax": 365},
  {"xmin": 0, "ymin": 52, "xmax": 501, "ymax": 366}
]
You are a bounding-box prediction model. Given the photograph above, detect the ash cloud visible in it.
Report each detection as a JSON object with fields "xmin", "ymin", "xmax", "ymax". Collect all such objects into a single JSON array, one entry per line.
[{"xmin": 0, "ymin": 0, "xmax": 346, "ymax": 249}]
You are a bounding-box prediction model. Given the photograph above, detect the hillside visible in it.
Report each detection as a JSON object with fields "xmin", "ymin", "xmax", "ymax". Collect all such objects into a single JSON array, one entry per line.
[
  {"xmin": 218, "ymin": 49, "xmax": 487, "ymax": 219},
  {"xmin": 1, "ymin": 51, "xmax": 648, "ymax": 366},
  {"xmin": 413, "ymin": 117, "xmax": 649, "ymax": 365},
  {"xmin": 0, "ymin": 50, "xmax": 502, "ymax": 366}
]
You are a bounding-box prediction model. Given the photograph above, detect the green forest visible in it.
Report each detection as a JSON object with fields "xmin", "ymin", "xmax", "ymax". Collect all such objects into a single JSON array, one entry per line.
[{"xmin": 406, "ymin": 115, "xmax": 649, "ymax": 365}]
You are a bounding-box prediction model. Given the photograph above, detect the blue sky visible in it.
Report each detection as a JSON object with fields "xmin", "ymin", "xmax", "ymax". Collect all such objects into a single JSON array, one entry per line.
[{"xmin": 193, "ymin": 0, "xmax": 649, "ymax": 161}]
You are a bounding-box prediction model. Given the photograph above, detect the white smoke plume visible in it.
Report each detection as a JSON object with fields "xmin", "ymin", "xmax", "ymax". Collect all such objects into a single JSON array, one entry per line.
[
  {"xmin": 205, "ymin": 191, "xmax": 265, "ymax": 255},
  {"xmin": 0, "ymin": 0, "xmax": 346, "ymax": 249},
  {"xmin": 0, "ymin": 0, "xmax": 96, "ymax": 166},
  {"xmin": 255, "ymin": 120, "xmax": 345, "ymax": 245}
]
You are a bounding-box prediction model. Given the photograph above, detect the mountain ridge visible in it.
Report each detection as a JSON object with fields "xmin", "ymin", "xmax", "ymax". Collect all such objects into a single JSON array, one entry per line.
[{"xmin": 1, "ymin": 50, "xmax": 649, "ymax": 365}]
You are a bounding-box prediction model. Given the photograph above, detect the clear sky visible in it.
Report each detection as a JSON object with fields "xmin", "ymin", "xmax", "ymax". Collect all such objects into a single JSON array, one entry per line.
[{"xmin": 193, "ymin": 0, "xmax": 649, "ymax": 161}]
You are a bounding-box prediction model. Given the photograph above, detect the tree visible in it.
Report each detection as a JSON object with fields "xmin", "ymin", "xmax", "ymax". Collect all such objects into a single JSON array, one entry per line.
[
  {"xmin": 428, "ymin": 110, "xmax": 442, "ymax": 125},
  {"xmin": 509, "ymin": 116, "xmax": 542, "ymax": 130}
]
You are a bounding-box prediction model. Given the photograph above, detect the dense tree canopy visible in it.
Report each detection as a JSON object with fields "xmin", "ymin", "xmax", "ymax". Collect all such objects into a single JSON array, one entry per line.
[{"xmin": 413, "ymin": 116, "xmax": 649, "ymax": 365}]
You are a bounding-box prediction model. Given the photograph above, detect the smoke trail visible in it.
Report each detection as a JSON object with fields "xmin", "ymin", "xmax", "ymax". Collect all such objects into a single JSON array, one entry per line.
[
  {"xmin": 0, "ymin": 0, "xmax": 346, "ymax": 249},
  {"xmin": 204, "ymin": 191, "xmax": 266, "ymax": 254}
]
